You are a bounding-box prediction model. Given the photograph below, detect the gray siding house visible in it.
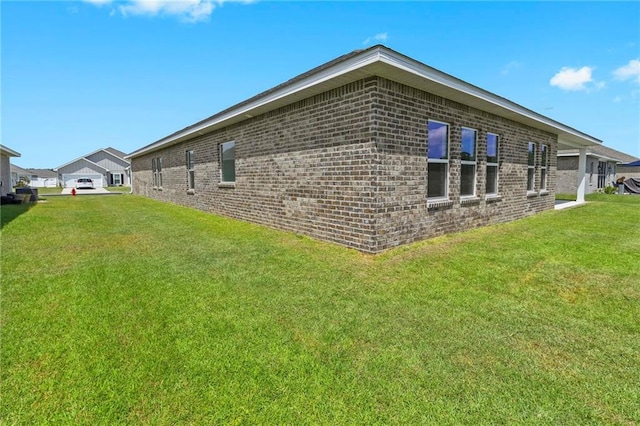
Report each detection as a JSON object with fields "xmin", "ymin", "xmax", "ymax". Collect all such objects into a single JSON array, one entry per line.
[
  {"xmin": 128, "ymin": 45, "xmax": 601, "ymax": 253},
  {"xmin": 56, "ymin": 147, "xmax": 131, "ymax": 188}
]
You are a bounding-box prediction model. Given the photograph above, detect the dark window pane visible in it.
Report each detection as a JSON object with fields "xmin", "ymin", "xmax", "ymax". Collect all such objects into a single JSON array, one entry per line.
[
  {"xmin": 460, "ymin": 164, "xmax": 476, "ymax": 196},
  {"xmin": 486, "ymin": 165, "xmax": 498, "ymax": 194},
  {"xmin": 428, "ymin": 162, "xmax": 447, "ymax": 198},
  {"xmin": 528, "ymin": 143, "xmax": 535, "ymax": 166},
  {"xmin": 221, "ymin": 142, "xmax": 236, "ymax": 182},
  {"xmin": 527, "ymin": 168, "xmax": 535, "ymax": 191}
]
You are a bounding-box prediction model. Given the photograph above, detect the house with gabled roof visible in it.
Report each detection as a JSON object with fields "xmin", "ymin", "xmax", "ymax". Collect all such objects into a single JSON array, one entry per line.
[
  {"xmin": 55, "ymin": 147, "xmax": 130, "ymax": 188},
  {"xmin": 557, "ymin": 145, "xmax": 639, "ymax": 194},
  {"xmin": 127, "ymin": 45, "xmax": 601, "ymax": 253},
  {"xmin": 25, "ymin": 168, "xmax": 59, "ymax": 188},
  {"xmin": 2, "ymin": 145, "xmax": 22, "ymax": 196}
]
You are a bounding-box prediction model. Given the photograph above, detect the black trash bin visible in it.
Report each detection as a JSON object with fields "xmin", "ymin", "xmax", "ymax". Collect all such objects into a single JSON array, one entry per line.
[{"xmin": 16, "ymin": 187, "xmax": 38, "ymax": 202}]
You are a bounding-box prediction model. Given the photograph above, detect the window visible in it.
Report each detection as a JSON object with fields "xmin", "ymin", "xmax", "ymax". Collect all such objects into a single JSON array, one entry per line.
[
  {"xmin": 527, "ymin": 142, "xmax": 536, "ymax": 192},
  {"xmin": 152, "ymin": 158, "xmax": 157, "ymax": 187},
  {"xmin": 597, "ymin": 161, "xmax": 606, "ymax": 189},
  {"xmin": 113, "ymin": 173, "xmax": 121, "ymax": 186},
  {"xmin": 157, "ymin": 157, "xmax": 163, "ymax": 188},
  {"xmin": 460, "ymin": 127, "xmax": 477, "ymax": 197},
  {"xmin": 486, "ymin": 133, "xmax": 499, "ymax": 195},
  {"xmin": 186, "ymin": 150, "xmax": 195, "ymax": 190},
  {"xmin": 427, "ymin": 121, "xmax": 449, "ymax": 199},
  {"xmin": 220, "ymin": 141, "xmax": 235, "ymax": 183},
  {"xmin": 540, "ymin": 144, "xmax": 548, "ymax": 191}
]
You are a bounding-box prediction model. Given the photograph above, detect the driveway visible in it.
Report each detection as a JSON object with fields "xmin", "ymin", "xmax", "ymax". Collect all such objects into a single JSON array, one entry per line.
[{"xmin": 61, "ymin": 187, "xmax": 110, "ymax": 195}]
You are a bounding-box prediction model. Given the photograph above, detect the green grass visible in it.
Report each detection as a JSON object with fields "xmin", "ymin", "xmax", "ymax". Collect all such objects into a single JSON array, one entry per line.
[
  {"xmin": 32, "ymin": 187, "xmax": 63, "ymax": 195},
  {"xmin": 2, "ymin": 194, "xmax": 639, "ymax": 424},
  {"xmin": 555, "ymin": 192, "xmax": 577, "ymax": 201},
  {"xmin": 105, "ymin": 186, "xmax": 131, "ymax": 193}
]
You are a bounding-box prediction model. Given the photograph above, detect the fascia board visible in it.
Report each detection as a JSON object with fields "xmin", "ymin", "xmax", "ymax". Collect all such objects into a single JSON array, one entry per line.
[
  {"xmin": 127, "ymin": 50, "xmax": 382, "ymax": 159},
  {"xmin": 376, "ymin": 49, "xmax": 601, "ymax": 147},
  {"xmin": 128, "ymin": 45, "xmax": 601, "ymax": 159},
  {"xmin": 55, "ymin": 157, "xmax": 109, "ymax": 172},
  {"xmin": 1, "ymin": 145, "xmax": 21, "ymax": 157}
]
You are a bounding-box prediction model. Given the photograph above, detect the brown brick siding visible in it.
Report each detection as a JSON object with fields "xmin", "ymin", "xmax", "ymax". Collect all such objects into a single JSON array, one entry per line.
[{"xmin": 132, "ymin": 76, "xmax": 558, "ymax": 253}]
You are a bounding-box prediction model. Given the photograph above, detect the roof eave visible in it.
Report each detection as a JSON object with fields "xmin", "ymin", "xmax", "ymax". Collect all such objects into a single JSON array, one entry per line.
[
  {"xmin": 128, "ymin": 45, "xmax": 601, "ymax": 159},
  {"xmin": 1, "ymin": 145, "xmax": 21, "ymax": 157}
]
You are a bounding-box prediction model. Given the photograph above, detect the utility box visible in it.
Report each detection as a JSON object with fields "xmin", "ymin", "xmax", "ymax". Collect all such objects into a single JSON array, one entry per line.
[{"xmin": 16, "ymin": 187, "xmax": 38, "ymax": 202}]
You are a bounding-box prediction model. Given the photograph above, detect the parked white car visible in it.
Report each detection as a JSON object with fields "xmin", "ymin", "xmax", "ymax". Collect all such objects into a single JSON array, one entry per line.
[{"xmin": 75, "ymin": 178, "xmax": 94, "ymax": 189}]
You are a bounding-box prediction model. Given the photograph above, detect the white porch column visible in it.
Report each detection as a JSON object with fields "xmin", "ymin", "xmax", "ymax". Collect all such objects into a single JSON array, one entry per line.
[{"xmin": 576, "ymin": 148, "xmax": 587, "ymax": 203}]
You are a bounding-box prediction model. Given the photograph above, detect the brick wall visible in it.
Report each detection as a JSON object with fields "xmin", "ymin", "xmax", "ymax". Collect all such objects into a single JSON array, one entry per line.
[
  {"xmin": 371, "ymin": 78, "xmax": 556, "ymax": 251},
  {"xmin": 132, "ymin": 76, "xmax": 558, "ymax": 253}
]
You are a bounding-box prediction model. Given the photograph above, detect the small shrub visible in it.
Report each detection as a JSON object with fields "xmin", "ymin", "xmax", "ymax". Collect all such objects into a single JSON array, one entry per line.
[{"xmin": 602, "ymin": 185, "xmax": 617, "ymax": 195}]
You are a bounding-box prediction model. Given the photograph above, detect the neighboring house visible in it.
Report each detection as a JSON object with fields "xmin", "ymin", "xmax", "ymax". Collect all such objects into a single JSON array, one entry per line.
[
  {"xmin": 1, "ymin": 144, "xmax": 21, "ymax": 196},
  {"xmin": 617, "ymin": 159, "xmax": 640, "ymax": 181},
  {"xmin": 557, "ymin": 145, "xmax": 639, "ymax": 194},
  {"xmin": 127, "ymin": 45, "xmax": 601, "ymax": 253},
  {"xmin": 55, "ymin": 147, "xmax": 131, "ymax": 188},
  {"xmin": 10, "ymin": 164, "xmax": 30, "ymax": 188},
  {"xmin": 28, "ymin": 169, "xmax": 59, "ymax": 188}
]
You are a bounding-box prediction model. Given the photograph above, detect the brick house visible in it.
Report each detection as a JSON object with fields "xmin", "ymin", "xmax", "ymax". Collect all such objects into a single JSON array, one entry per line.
[{"xmin": 127, "ymin": 45, "xmax": 601, "ymax": 253}]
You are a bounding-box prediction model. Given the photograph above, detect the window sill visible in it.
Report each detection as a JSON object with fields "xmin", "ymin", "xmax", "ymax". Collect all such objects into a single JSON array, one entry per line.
[
  {"xmin": 187, "ymin": 189, "xmax": 195, "ymax": 195},
  {"xmin": 153, "ymin": 186, "xmax": 163, "ymax": 191},
  {"xmin": 427, "ymin": 199, "xmax": 453, "ymax": 211},
  {"xmin": 485, "ymin": 194, "xmax": 502, "ymax": 202},
  {"xmin": 460, "ymin": 197, "xmax": 480, "ymax": 206},
  {"xmin": 527, "ymin": 191, "xmax": 538, "ymax": 198},
  {"xmin": 218, "ymin": 182, "xmax": 236, "ymax": 188},
  {"xmin": 540, "ymin": 190, "xmax": 550, "ymax": 196}
]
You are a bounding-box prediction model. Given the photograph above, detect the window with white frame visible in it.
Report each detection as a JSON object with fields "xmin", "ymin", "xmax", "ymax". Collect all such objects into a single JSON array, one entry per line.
[
  {"xmin": 427, "ymin": 120, "xmax": 449, "ymax": 199},
  {"xmin": 527, "ymin": 142, "xmax": 536, "ymax": 192},
  {"xmin": 460, "ymin": 127, "xmax": 477, "ymax": 197},
  {"xmin": 540, "ymin": 144, "xmax": 548, "ymax": 191},
  {"xmin": 152, "ymin": 158, "xmax": 157, "ymax": 187},
  {"xmin": 186, "ymin": 149, "xmax": 195, "ymax": 190},
  {"xmin": 220, "ymin": 141, "xmax": 235, "ymax": 183},
  {"xmin": 486, "ymin": 133, "xmax": 499, "ymax": 195}
]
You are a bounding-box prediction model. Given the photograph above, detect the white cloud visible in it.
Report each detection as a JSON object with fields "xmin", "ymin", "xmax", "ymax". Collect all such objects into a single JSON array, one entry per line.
[
  {"xmin": 84, "ymin": 0, "xmax": 250, "ymax": 23},
  {"xmin": 500, "ymin": 61, "xmax": 522, "ymax": 75},
  {"xmin": 550, "ymin": 66, "xmax": 595, "ymax": 91},
  {"xmin": 362, "ymin": 32, "xmax": 388, "ymax": 46},
  {"xmin": 613, "ymin": 95, "xmax": 623, "ymax": 103},
  {"xmin": 613, "ymin": 59, "xmax": 640, "ymax": 83}
]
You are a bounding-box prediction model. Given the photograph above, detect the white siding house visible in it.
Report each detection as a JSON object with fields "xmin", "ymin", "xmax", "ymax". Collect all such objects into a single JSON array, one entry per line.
[{"xmin": 1, "ymin": 144, "xmax": 21, "ymax": 196}]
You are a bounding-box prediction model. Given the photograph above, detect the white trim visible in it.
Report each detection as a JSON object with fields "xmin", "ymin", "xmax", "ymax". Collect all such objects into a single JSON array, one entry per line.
[
  {"xmin": 527, "ymin": 142, "xmax": 536, "ymax": 192},
  {"xmin": 460, "ymin": 127, "xmax": 477, "ymax": 198},
  {"xmin": 0, "ymin": 145, "xmax": 21, "ymax": 157},
  {"xmin": 427, "ymin": 120, "xmax": 450, "ymax": 200},
  {"xmin": 55, "ymin": 156, "xmax": 110, "ymax": 172},
  {"xmin": 486, "ymin": 132, "xmax": 500, "ymax": 196},
  {"xmin": 127, "ymin": 46, "xmax": 601, "ymax": 159},
  {"xmin": 540, "ymin": 144, "xmax": 548, "ymax": 191}
]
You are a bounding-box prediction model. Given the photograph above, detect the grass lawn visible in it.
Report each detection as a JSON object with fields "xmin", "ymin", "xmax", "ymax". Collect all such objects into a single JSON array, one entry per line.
[
  {"xmin": 2, "ymin": 194, "xmax": 639, "ymax": 424},
  {"xmin": 23, "ymin": 187, "xmax": 62, "ymax": 195}
]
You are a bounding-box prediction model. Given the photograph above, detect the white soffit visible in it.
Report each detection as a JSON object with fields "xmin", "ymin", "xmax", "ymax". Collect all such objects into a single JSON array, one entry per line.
[{"xmin": 128, "ymin": 46, "xmax": 601, "ymax": 158}]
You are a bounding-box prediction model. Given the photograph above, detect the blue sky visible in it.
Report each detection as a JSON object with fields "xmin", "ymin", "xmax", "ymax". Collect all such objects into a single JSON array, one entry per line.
[{"xmin": 3, "ymin": 1, "xmax": 639, "ymax": 169}]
